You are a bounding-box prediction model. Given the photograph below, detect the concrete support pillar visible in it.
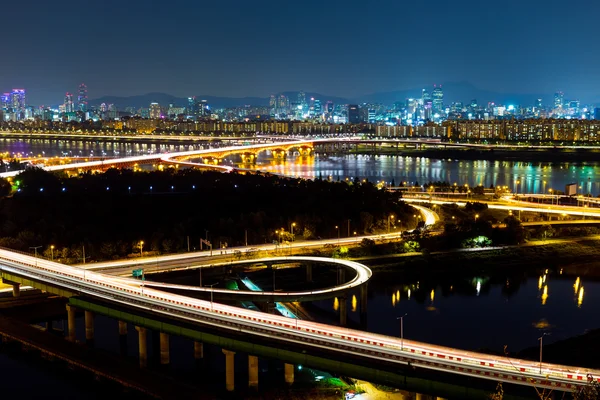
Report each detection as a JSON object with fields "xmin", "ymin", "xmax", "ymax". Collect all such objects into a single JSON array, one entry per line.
[
  {"xmin": 222, "ymin": 349, "xmax": 236, "ymax": 392},
  {"xmin": 135, "ymin": 326, "xmax": 147, "ymax": 368},
  {"xmin": 194, "ymin": 341, "xmax": 204, "ymax": 360},
  {"xmin": 84, "ymin": 311, "xmax": 94, "ymax": 342},
  {"xmin": 284, "ymin": 363, "xmax": 294, "ymax": 385},
  {"xmin": 248, "ymin": 355, "xmax": 258, "ymax": 389},
  {"xmin": 339, "ymin": 295, "xmax": 347, "ymax": 327},
  {"xmin": 159, "ymin": 332, "xmax": 169, "ymax": 365},
  {"xmin": 360, "ymin": 283, "xmax": 368, "ymax": 314},
  {"xmin": 66, "ymin": 304, "xmax": 76, "ymax": 342},
  {"xmin": 118, "ymin": 320, "xmax": 128, "ymax": 336},
  {"xmin": 337, "ymin": 267, "xmax": 345, "ymax": 285},
  {"xmin": 306, "ymin": 264, "xmax": 312, "ymax": 282},
  {"xmin": 11, "ymin": 283, "xmax": 20, "ymax": 298}
]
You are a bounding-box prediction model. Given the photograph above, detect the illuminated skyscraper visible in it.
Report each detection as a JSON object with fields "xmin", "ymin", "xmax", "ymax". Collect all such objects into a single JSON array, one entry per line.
[
  {"xmin": 149, "ymin": 102, "xmax": 161, "ymax": 119},
  {"xmin": 297, "ymin": 91, "xmax": 306, "ymax": 108},
  {"xmin": 77, "ymin": 83, "xmax": 88, "ymax": 112},
  {"xmin": 200, "ymin": 99, "xmax": 210, "ymax": 117},
  {"xmin": 421, "ymin": 88, "xmax": 431, "ymax": 102},
  {"xmin": 64, "ymin": 93, "xmax": 74, "ymax": 113},
  {"xmin": 188, "ymin": 97, "xmax": 197, "ymax": 115},
  {"xmin": 554, "ymin": 91, "xmax": 564, "ymax": 109},
  {"xmin": 432, "ymin": 85, "xmax": 443, "ymax": 114}
]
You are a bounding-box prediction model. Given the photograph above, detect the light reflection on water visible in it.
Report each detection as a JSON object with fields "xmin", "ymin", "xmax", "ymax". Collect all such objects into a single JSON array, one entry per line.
[
  {"xmin": 232, "ymin": 153, "xmax": 600, "ymax": 196},
  {"xmin": 4, "ymin": 139, "xmax": 600, "ymax": 196},
  {"xmin": 315, "ymin": 274, "xmax": 599, "ymax": 353}
]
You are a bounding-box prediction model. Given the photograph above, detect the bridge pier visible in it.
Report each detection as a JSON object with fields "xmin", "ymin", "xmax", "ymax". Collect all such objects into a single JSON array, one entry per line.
[
  {"xmin": 338, "ymin": 267, "xmax": 345, "ymax": 284},
  {"xmin": 118, "ymin": 320, "xmax": 128, "ymax": 336},
  {"xmin": 11, "ymin": 283, "xmax": 20, "ymax": 298},
  {"xmin": 248, "ymin": 355, "xmax": 258, "ymax": 389},
  {"xmin": 84, "ymin": 311, "xmax": 94, "ymax": 343},
  {"xmin": 306, "ymin": 264, "xmax": 312, "ymax": 282},
  {"xmin": 339, "ymin": 295, "xmax": 347, "ymax": 326},
  {"xmin": 222, "ymin": 349, "xmax": 236, "ymax": 392},
  {"xmin": 66, "ymin": 304, "xmax": 76, "ymax": 342},
  {"xmin": 194, "ymin": 341, "xmax": 204, "ymax": 360},
  {"xmin": 284, "ymin": 363, "xmax": 294, "ymax": 385},
  {"xmin": 135, "ymin": 326, "xmax": 148, "ymax": 368},
  {"xmin": 159, "ymin": 332, "xmax": 170, "ymax": 365},
  {"xmin": 360, "ymin": 283, "xmax": 368, "ymax": 313}
]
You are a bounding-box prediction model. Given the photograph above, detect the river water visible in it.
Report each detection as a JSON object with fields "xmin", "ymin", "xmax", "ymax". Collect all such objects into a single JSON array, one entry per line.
[{"xmin": 1, "ymin": 137, "xmax": 599, "ymax": 397}]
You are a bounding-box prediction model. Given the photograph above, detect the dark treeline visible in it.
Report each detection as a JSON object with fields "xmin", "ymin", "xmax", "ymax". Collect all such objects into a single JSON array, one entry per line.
[{"xmin": 1, "ymin": 168, "xmax": 414, "ymax": 262}]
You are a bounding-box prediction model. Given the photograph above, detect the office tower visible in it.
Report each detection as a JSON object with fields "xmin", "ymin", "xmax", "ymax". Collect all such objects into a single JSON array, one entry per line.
[
  {"xmin": 277, "ymin": 95, "xmax": 289, "ymax": 114},
  {"xmin": 77, "ymin": 83, "xmax": 88, "ymax": 112},
  {"xmin": 554, "ymin": 91, "xmax": 564, "ymax": 109},
  {"xmin": 10, "ymin": 89, "xmax": 26, "ymax": 120},
  {"xmin": 297, "ymin": 91, "xmax": 306, "ymax": 108},
  {"xmin": 269, "ymin": 95, "xmax": 277, "ymax": 113},
  {"xmin": 347, "ymin": 104, "xmax": 360, "ymax": 123},
  {"xmin": 535, "ymin": 98, "xmax": 543, "ymax": 109},
  {"xmin": 200, "ymin": 99, "xmax": 209, "ymax": 117},
  {"xmin": 422, "ymin": 88, "xmax": 431, "ymax": 102},
  {"xmin": 1, "ymin": 93, "xmax": 10, "ymax": 110},
  {"xmin": 149, "ymin": 102, "xmax": 161, "ymax": 119},
  {"xmin": 64, "ymin": 93, "xmax": 74, "ymax": 113},
  {"xmin": 368, "ymin": 109, "xmax": 376, "ymax": 123},
  {"xmin": 188, "ymin": 97, "xmax": 197, "ymax": 116},
  {"xmin": 595, "ymin": 108, "xmax": 600, "ymax": 120},
  {"xmin": 432, "ymin": 85, "xmax": 443, "ymax": 114},
  {"xmin": 314, "ymin": 99, "xmax": 322, "ymax": 116}
]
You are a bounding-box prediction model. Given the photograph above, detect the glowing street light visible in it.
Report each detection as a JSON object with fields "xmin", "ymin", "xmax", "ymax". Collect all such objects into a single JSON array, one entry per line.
[
  {"xmin": 139, "ymin": 241, "xmax": 144, "ymax": 258},
  {"xmin": 50, "ymin": 245, "xmax": 55, "ymax": 261}
]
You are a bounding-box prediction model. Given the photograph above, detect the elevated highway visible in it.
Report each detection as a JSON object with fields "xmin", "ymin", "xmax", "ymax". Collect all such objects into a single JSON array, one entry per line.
[{"xmin": 0, "ymin": 247, "xmax": 598, "ymax": 392}]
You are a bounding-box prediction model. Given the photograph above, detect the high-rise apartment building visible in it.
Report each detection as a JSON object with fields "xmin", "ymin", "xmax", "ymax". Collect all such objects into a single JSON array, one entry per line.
[
  {"xmin": 77, "ymin": 83, "xmax": 88, "ymax": 112},
  {"xmin": 149, "ymin": 102, "xmax": 161, "ymax": 119},
  {"xmin": 432, "ymin": 85, "xmax": 443, "ymax": 114}
]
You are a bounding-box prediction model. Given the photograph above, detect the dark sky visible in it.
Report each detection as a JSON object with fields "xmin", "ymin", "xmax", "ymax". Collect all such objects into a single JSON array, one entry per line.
[{"xmin": 3, "ymin": 0, "xmax": 599, "ymax": 104}]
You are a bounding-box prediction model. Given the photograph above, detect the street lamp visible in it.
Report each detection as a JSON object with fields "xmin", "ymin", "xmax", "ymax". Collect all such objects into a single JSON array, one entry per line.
[
  {"xmin": 291, "ymin": 222, "xmax": 296, "ymax": 241},
  {"xmin": 548, "ymin": 189, "xmax": 553, "ymax": 205},
  {"xmin": 335, "ymin": 225, "xmax": 340, "ymax": 243},
  {"xmin": 207, "ymin": 282, "xmax": 219, "ymax": 311},
  {"xmin": 475, "ymin": 214, "xmax": 479, "ymax": 222},
  {"xmin": 29, "ymin": 246, "xmax": 42, "ymax": 258},
  {"xmin": 139, "ymin": 241, "xmax": 144, "ymax": 258},
  {"xmin": 388, "ymin": 215, "xmax": 394, "ymax": 233},
  {"xmin": 50, "ymin": 245, "xmax": 55, "ymax": 261},
  {"xmin": 538, "ymin": 332, "xmax": 550, "ymax": 374},
  {"xmin": 397, "ymin": 313, "xmax": 408, "ymax": 351}
]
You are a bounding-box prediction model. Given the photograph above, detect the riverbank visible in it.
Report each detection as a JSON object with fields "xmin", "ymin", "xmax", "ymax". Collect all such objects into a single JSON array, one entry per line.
[
  {"xmin": 355, "ymin": 237, "xmax": 600, "ymax": 276},
  {"xmin": 340, "ymin": 146, "xmax": 600, "ymax": 162}
]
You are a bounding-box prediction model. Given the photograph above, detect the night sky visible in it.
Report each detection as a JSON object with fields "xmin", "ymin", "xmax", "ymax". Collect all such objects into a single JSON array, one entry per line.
[{"xmin": 3, "ymin": 0, "xmax": 600, "ymax": 104}]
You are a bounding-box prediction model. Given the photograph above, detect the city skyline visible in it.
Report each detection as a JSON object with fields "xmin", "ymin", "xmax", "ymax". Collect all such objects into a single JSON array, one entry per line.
[{"xmin": 2, "ymin": 0, "xmax": 600, "ymax": 105}]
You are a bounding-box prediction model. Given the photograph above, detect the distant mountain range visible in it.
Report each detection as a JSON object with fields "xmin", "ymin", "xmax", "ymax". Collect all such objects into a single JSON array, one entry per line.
[{"xmin": 88, "ymin": 82, "xmax": 595, "ymax": 109}]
